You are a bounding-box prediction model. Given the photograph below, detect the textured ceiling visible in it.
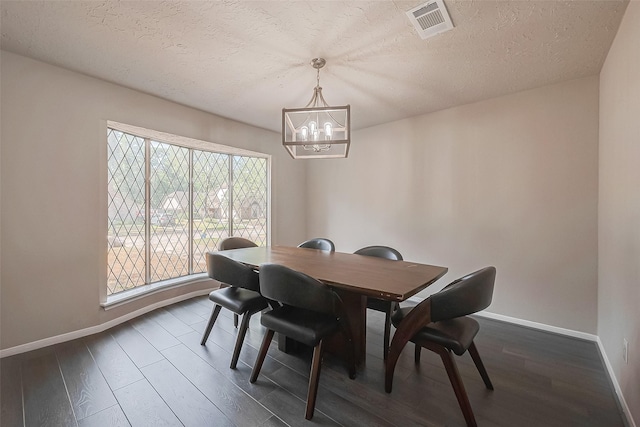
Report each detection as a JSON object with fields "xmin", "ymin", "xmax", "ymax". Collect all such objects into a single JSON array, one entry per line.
[{"xmin": 0, "ymin": 0, "xmax": 629, "ymax": 132}]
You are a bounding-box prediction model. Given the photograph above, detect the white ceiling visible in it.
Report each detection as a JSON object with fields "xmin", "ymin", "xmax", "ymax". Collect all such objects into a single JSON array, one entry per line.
[{"xmin": 0, "ymin": 0, "xmax": 628, "ymax": 132}]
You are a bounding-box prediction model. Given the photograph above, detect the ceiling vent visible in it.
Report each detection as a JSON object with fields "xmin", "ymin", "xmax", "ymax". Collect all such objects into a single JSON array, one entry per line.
[{"xmin": 406, "ymin": 0, "xmax": 454, "ymax": 40}]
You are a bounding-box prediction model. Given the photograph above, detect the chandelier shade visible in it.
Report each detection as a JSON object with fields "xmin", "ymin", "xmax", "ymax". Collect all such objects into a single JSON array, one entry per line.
[{"xmin": 282, "ymin": 58, "xmax": 351, "ymax": 159}]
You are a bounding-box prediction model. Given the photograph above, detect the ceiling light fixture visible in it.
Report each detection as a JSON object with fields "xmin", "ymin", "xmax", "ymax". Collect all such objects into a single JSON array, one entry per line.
[{"xmin": 282, "ymin": 58, "xmax": 350, "ymax": 159}]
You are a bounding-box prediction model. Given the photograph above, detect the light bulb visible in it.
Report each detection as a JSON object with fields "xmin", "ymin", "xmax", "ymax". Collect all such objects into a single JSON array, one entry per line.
[
  {"xmin": 309, "ymin": 121, "xmax": 317, "ymax": 135},
  {"xmin": 324, "ymin": 122, "xmax": 333, "ymax": 140},
  {"xmin": 300, "ymin": 126, "xmax": 308, "ymax": 141}
]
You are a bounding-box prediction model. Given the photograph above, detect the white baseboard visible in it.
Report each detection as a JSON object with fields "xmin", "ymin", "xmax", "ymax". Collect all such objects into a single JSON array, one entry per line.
[
  {"xmin": 596, "ymin": 337, "xmax": 637, "ymax": 427},
  {"xmin": 474, "ymin": 310, "xmax": 598, "ymax": 341},
  {"xmin": 406, "ymin": 297, "xmax": 598, "ymax": 341},
  {"xmin": 407, "ymin": 296, "xmax": 598, "ymax": 342},
  {"xmin": 0, "ymin": 289, "xmax": 210, "ymax": 359}
]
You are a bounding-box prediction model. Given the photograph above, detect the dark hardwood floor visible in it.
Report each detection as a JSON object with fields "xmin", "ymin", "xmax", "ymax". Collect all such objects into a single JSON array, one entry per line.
[{"xmin": 0, "ymin": 295, "xmax": 626, "ymax": 427}]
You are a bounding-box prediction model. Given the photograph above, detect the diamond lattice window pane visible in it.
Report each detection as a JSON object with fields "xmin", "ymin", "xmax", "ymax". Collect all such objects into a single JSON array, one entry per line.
[
  {"xmin": 149, "ymin": 140, "xmax": 190, "ymax": 282},
  {"xmin": 233, "ymin": 156, "xmax": 268, "ymax": 246},
  {"xmin": 107, "ymin": 129, "xmax": 146, "ymax": 294},
  {"xmin": 192, "ymin": 151, "xmax": 230, "ymax": 273}
]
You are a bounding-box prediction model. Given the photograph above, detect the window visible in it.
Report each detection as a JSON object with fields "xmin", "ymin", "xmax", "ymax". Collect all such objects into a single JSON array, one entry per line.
[{"xmin": 106, "ymin": 124, "xmax": 269, "ymax": 296}]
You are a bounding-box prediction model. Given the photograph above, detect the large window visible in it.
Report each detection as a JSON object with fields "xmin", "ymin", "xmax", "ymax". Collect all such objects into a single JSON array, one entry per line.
[{"xmin": 107, "ymin": 125, "xmax": 269, "ymax": 296}]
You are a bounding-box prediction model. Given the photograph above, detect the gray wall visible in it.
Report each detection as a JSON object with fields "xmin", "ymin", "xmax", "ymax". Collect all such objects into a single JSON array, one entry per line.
[
  {"xmin": 0, "ymin": 51, "xmax": 307, "ymax": 350},
  {"xmin": 308, "ymin": 76, "xmax": 600, "ymax": 334},
  {"xmin": 599, "ymin": 1, "xmax": 640, "ymax": 422}
]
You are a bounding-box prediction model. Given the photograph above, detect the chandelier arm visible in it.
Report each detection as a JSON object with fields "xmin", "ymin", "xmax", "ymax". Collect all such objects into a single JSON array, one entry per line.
[
  {"xmin": 307, "ymin": 88, "xmax": 347, "ymax": 127},
  {"xmin": 316, "ymin": 88, "xmax": 330, "ymax": 108},
  {"xmin": 327, "ymin": 114, "xmax": 345, "ymax": 128},
  {"xmin": 303, "ymin": 89, "xmax": 319, "ymax": 108}
]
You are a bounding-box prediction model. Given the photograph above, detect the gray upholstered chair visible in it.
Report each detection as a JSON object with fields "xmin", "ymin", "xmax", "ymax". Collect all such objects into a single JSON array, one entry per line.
[
  {"xmin": 297, "ymin": 238, "xmax": 335, "ymax": 252},
  {"xmin": 353, "ymin": 245, "xmax": 403, "ymax": 360},
  {"xmin": 250, "ymin": 263, "xmax": 356, "ymax": 420},
  {"xmin": 385, "ymin": 266, "xmax": 496, "ymax": 427}
]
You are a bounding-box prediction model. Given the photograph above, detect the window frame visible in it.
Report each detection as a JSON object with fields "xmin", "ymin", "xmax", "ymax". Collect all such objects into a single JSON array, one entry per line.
[{"xmin": 102, "ymin": 121, "xmax": 271, "ymax": 309}]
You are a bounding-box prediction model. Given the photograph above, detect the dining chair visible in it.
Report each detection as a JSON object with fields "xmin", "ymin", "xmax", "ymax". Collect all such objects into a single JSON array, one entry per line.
[
  {"xmin": 250, "ymin": 263, "xmax": 356, "ymax": 420},
  {"xmin": 218, "ymin": 236, "xmax": 258, "ymax": 251},
  {"xmin": 201, "ymin": 253, "xmax": 271, "ymax": 369},
  {"xmin": 353, "ymin": 245, "xmax": 403, "ymax": 360},
  {"xmin": 297, "ymin": 237, "xmax": 335, "ymax": 252},
  {"xmin": 385, "ymin": 266, "xmax": 496, "ymax": 427},
  {"xmin": 218, "ymin": 236, "xmax": 258, "ymax": 327}
]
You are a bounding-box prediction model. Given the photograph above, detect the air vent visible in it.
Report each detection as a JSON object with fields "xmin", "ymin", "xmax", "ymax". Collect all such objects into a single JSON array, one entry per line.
[{"xmin": 406, "ymin": 0, "xmax": 454, "ymax": 40}]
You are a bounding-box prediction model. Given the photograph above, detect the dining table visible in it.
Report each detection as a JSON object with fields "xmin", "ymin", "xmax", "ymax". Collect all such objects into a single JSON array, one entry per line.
[{"xmin": 218, "ymin": 245, "xmax": 448, "ymax": 365}]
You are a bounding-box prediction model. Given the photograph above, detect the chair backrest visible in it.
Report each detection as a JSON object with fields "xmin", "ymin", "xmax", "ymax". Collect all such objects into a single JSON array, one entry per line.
[
  {"xmin": 219, "ymin": 237, "xmax": 258, "ymax": 250},
  {"xmin": 389, "ymin": 267, "xmax": 496, "ymax": 363},
  {"xmin": 430, "ymin": 266, "xmax": 496, "ymax": 322},
  {"xmin": 354, "ymin": 245, "xmax": 403, "ymax": 261},
  {"xmin": 259, "ymin": 263, "xmax": 339, "ymax": 316},
  {"xmin": 297, "ymin": 238, "xmax": 335, "ymax": 252},
  {"xmin": 206, "ymin": 253, "xmax": 260, "ymax": 292}
]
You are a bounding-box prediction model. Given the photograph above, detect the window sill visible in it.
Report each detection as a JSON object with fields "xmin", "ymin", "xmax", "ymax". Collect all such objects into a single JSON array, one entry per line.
[{"xmin": 101, "ymin": 273, "xmax": 210, "ymax": 310}]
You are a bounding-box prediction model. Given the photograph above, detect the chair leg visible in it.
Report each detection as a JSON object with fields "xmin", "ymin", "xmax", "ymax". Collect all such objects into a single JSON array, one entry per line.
[
  {"xmin": 305, "ymin": 340, "xmax": 325, "ymax": 420},
  {"xmin": 438, "ymin": 347, "xmax": 477, "ymax": 427},
  {"xmin": 415, "ymin": 344, "xmax": 422, "ymax": 364},
  {"xmin": 200, "ymin": 305, "xmax": 222, "ymax": 345},
  {"xmin": 250, "ymin": 329, "xmax": 274, "ymax": 383},
  {"xmin": 385, "ymin": 341, "xmax": 403, "ymax": 393},
  {"xmin": 468, "ymin": 341, "xmax": 493, "ymax": 390},
  {"xmin": 229, "ymin": 311, "xmax": 252, "ymax": 369},
  {"xmin": 233, "ymin": 313, "xmax": 239, "ymax": 328},
  {"xmin": 386, "ymin": 330, "xmax": 417, "ymax": 393}
]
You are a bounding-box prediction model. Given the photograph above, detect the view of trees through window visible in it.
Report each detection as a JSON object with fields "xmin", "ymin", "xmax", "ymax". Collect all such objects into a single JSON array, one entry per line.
[{"xmin": 107, "ymin": 127, "xmax": 268, "ymax": 296}]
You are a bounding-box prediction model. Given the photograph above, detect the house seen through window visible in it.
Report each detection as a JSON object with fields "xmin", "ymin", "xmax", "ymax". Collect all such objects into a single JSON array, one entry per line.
[{"xmin": 107, "ymin": 125, "xmax": 269, "ymax": 296}]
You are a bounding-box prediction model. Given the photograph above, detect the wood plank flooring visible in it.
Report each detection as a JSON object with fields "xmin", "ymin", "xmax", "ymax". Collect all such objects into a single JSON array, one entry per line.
[{"xmin": 0, "ymin": 296, "xmax": 627, "ymax": 426}]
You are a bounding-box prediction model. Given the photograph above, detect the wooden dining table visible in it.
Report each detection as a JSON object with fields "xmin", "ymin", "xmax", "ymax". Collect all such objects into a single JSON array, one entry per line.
[{"xmin": 218, "ymin": 245, "xmax": 448, "ymax": 365}]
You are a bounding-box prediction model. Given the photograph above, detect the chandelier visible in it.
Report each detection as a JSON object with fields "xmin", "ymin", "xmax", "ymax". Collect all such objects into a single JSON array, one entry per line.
[{"xmin": 282, "ymin": 58, "xmax": 350, "ymax": 159}]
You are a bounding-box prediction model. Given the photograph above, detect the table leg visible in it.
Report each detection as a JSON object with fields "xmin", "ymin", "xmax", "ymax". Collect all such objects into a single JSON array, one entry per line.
[
  {"xmin": 326, "ymin": 290, "xmax": 367, "ymax": 366},
  {"xmin": 275, "ymin": 291, "xmax": 367, "ymax": 366}
]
